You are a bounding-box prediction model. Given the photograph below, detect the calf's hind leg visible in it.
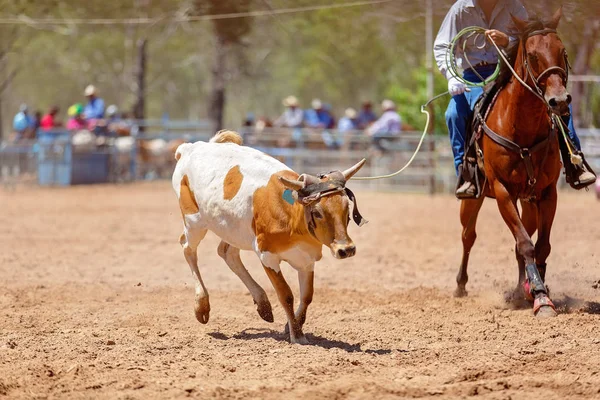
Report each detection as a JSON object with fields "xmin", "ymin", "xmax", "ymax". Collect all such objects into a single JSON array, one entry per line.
[
  {"xmin": 455, "ymin": 196, "xmax": 485, "ymax": 297},
  {"xmin": 180, "ymin": 229, "xmax": 210, "ymax": 324},
  {"xmin": 217, "ymin": 241, "xmax": 274, "ymax": 322}
]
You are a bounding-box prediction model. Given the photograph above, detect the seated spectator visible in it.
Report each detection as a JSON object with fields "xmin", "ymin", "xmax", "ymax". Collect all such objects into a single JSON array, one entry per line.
[
  {"xmin": 32, "ymin": 111, "xmax": 42, "ymax": 133},
  {"xmin": 66, "ymin": 104, "xmax": 87, "ymax": 131},
  {"xmin": 83, "ymin": 85, "xmax": 105, "ymax": 120},
  {"xmin": 367, "ymin": 100, "xmax": 401, "ymax": 136},
  {"xmin": 40, "ymin": 106, "xmax": 62, "ymax": 131},
  {"xmin": 106, "ymin": 104, "xmax": 120, "ymax": 123},
  {"xmin": 323, "ymin": 103, "xmax": 336, "ymax": 129},
  {"xmin": 367, "ymin": 100, "xmax": 402, "ymax": 150},
  {"xmin": 12, "ymin": 104, "xmax": 33, "ymax": 141},
  {"xmin": 274, "ymin": 96, "xmax": 304, "ymax": 147},
  {"xmin": 337, "ymin": 108, "xmax": 358, "ymax": 132},
  {"xmin": 358, "ymin": 101, "xmax": 378, "ymax": 129},
  {"xmin": 335, "ymin": 108, "xmax": 359, "ymax": 150},
  {"xmin": 274, "ymin": 96, "xmax": 303, "ymax": 128},
  {"xmin": 304, "ymin": 99, "xmax": 333, "ymax": 129}
]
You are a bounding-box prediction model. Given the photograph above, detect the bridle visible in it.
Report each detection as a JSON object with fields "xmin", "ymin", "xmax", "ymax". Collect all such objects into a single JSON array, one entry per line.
[
  {"xmin": 294, "ymin": 173, "xmax": 367, "ymax": 238},
  {"xmin": 520, "ymin": 28, "xmax": 570, "ymax": 106}
]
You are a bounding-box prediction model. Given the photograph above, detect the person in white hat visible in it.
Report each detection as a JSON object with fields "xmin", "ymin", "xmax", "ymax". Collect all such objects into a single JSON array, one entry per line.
[
  {"xmin": 337, "ymin": 108, "xmax": 358, "ymax": 133},
  {"xmin": 304, "ymin": 98, "xmax": 334, "ymax": 129},
  {"xmin": 367, "ymin": 100, "xmax": 401, "ymax": 137},
  {"xmin": 274, "ymin": 96, "xmax": 304, "ymax": 128},
  {"xmin": 83, "ymin": 84, "xmax": 105, "ymax": 120}
]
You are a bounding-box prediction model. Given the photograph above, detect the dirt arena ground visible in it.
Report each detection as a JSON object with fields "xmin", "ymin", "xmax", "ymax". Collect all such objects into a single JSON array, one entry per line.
[{"xmin": 1, "ymin": 181, "xmax": 600, "ymax": 399}]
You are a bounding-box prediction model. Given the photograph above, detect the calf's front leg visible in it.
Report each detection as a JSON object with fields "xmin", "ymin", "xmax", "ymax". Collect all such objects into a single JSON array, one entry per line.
[{"xmin": 262, "ymin": 264, "xmax": 308, "ymax": 344}]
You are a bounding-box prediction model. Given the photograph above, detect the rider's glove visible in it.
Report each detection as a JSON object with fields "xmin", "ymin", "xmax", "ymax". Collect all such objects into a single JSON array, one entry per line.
[{"xmin": 447, "ymin": 76, "xmax": 467, "ymax": 96}]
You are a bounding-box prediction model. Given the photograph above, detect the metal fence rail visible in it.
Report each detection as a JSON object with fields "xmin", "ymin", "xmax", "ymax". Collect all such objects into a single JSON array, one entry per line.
[{"xmin": 1, "ymin": 125, "xmax": 598, "ymax": 194}]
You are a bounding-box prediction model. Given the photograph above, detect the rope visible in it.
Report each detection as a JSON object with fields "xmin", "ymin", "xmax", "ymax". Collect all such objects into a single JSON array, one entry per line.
[
  {"xmin": 352, "ymin": 92, "xmax": 447, "ymax": 181},
  {"xmin": 446, "ymin": 26, "xmax": 500, "ymax": 87},
  {"xmin": 0, "ymin": 0, "xmax": 394, "ymax": 26}
]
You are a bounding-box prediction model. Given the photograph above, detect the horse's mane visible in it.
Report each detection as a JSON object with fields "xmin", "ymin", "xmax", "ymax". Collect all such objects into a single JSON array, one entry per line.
[{"xmin": 495, "ymin": 16, "xmax": 550, "ymax": 88}]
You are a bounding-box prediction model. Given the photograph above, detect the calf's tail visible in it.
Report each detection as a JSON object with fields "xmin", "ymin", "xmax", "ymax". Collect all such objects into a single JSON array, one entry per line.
[{"xmin": 209, "ymin": 130, "xmax": 243, "ymax": 146}]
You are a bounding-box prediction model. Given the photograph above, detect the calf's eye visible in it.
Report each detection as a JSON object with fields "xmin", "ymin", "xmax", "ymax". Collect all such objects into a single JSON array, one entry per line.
[{"xmin": 312, "ymin": 209, "xmax": 323, "ymax": 219}]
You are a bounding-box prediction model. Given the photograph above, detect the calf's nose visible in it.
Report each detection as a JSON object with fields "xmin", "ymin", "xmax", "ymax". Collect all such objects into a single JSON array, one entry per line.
[{"xmin": 336, "ymin": 244, "xmax": 356, "ymax": 259}]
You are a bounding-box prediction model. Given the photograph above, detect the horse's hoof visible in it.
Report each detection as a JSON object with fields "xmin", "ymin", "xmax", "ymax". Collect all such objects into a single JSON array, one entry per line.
[
  {"xmin": 535, "ymin": 305, "xmax": 557, "ymax": 319},
  {"xmin": 194, "ymin": 297, "xmax": 210, "ymax": 324},
  {"xmin": 454, "ymin": 287, "xmax": 468, "ymax": 298},
  {"xmin": 256, "ymin": 301, "xmax": 274, "ymax": 323},
  {"xmin": 533, "ymin": 296, "xmax": 556, "ymax": 319}
]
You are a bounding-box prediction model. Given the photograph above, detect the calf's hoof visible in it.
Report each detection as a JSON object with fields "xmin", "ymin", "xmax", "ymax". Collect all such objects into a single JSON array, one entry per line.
[
  {"xmin": 256, "ymin": 301, "xmax": 274, "ymax": 323},
  {"xmin": 453, "ymin": 286, "xmax": 468, "ymax": 298},
  {"xmin": 194, "ymin": 296, "xmax": 211, "ymax": 324},
  {"xmin": 290, "ymin": 334, "xmax": 309, "ymax": 345}
]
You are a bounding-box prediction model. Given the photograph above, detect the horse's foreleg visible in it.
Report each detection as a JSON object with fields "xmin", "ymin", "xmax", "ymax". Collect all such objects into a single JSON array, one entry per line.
[
  {"xmin": 532, "ymin": 185, "xmax": 558, "ymax": 318},
  {"xmin": 510, "ymin": 200, "xmax": 538, "ymax": 302},
  {"xmin": 455, "ymin": 196, "xmax": 485, "ymax": 297},
  {"xmin": 494, "ymin": 182, "xmax": 555, "ymax": 318}
]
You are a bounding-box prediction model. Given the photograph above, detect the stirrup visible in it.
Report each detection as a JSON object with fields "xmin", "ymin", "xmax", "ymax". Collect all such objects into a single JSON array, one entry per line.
[
  {"xmin": 455, "ymin": 163, "xmax": 480, "ymax": 199},
  {"xmin": 566, "ymin": 155, "xmax": 597, "ymax": 190},
  {"xmin": 455, "ymin": 180, "xmax": 477, "ymax": 199}
]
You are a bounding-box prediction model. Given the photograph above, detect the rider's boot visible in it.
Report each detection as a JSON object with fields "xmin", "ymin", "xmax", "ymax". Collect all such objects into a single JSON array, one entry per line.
[
  {"xmin": 565, "ymin": 155, "xmax": 596, "ymax": 190},
  {"xmin": 455, "ymin": 164, "xmax": 477, "ymax": 199}
]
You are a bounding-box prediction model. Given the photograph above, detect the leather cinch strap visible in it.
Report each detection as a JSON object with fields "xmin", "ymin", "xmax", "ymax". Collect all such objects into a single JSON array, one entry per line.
[{"xmin": 476, "ymin": 114, "xmax": 553, "ymax": 188}]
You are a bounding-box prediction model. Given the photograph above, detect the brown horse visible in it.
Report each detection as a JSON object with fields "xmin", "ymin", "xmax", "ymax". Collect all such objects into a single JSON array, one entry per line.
[{"xmin": 455, "ymin": 9, "xmax": 571, "ymax": 318}]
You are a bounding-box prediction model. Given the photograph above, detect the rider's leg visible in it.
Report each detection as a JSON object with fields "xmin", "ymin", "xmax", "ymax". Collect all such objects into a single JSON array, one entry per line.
[
  {"xmin": 560, "ymin": 104, "xmax": 596, "ymax": 188},
  {"xmin": 445, "ymin": 95, "xmax": 469, "ymax": 176}
]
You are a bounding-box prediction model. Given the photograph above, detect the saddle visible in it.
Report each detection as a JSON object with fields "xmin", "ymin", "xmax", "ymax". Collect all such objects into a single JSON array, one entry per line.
[{"xmin": 457, "ymin": 83, "xmax": 501, "ymax": 199}]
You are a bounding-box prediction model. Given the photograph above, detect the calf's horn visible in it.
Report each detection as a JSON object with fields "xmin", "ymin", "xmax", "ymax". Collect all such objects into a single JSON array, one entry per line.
[
  {"xmin": 342, "ymin": 158, "xmax": 366, "ymax": 180},
  {"xmin": 278, "ymin": 176, "xmax": 304, "ymax": 191}
]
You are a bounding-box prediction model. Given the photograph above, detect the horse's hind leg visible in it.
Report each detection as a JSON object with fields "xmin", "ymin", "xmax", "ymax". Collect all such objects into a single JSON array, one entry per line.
[
  {"xmin": 455, "ymin": 196, "xmax": 485, "ymax": 297},
  {"xmin": 217, "ymin": 241, "xmax": 274, "ymax": 322},
  {"xmin": 493, "ymin": 182, "xmax": 555, "ymax": 318},
  {"xmin": 532, "ymin": 185, "xmax": 558, "ymax": 318}
]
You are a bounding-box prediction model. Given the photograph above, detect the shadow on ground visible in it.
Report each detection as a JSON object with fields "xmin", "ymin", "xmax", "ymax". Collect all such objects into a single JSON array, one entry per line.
[{"xmin": 208, "ymin": 329, "xmax": 395, "ymax": 354}]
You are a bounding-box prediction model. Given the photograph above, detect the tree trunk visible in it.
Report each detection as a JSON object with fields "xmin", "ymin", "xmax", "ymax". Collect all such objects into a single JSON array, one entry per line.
[
  {"xmin": 570, "ymin": 19, "xmax": 599, "ymax": 128},
  {"xmin": 209, "ymin": 36, "xmax": 227, "ymax": 133},
  {"xmin": 133, "ymin": 38, "xmax": 147, "ymax": 124}
]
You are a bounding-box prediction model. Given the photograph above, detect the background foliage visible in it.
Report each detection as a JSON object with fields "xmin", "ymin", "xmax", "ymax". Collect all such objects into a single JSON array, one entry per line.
[{"xmin": 0, "ymin": 0, "xmax": 598, "ymax": 137}]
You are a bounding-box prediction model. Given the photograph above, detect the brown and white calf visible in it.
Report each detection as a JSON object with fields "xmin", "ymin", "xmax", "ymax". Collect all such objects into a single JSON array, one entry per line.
[{"xmin": 172, "ymin": 130, "xmax": 366, "ymax": 344}]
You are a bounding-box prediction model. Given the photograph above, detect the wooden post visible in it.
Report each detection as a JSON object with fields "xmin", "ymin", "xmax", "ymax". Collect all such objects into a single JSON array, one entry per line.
[
  {"xmin": 209, "ymin": 36, "xmax": 226, "ymax": 133},
  {"xmin": 133, "ymin": 38, "xmax": 147, "ymax": 126}
]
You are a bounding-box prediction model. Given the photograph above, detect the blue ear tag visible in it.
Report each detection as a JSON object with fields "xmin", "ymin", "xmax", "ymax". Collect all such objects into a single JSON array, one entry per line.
[{"xmin": 282, "ymin": 189, "xmax": 296, "ymax": 205}]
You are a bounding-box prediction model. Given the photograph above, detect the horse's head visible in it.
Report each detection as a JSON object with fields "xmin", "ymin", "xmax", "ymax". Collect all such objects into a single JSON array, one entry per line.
[{"xmin": 511, "ymin": 8, "xmax": 570, "ymax": 116}]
